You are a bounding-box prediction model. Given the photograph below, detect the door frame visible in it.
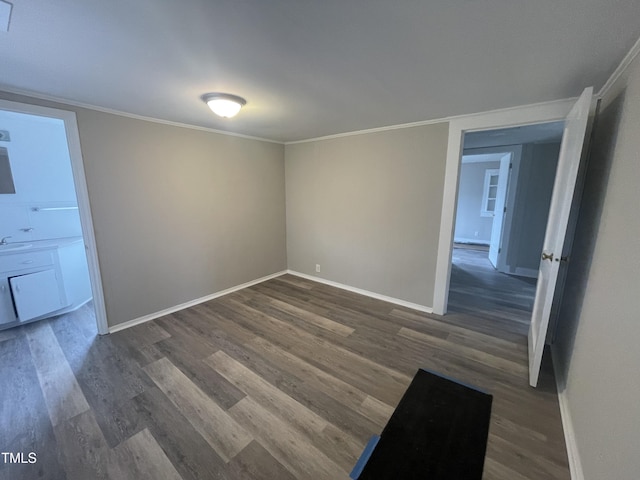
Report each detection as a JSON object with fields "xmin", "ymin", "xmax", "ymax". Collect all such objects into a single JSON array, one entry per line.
[
  {"xmin": 488, "ymin": 152, "xmax": 511, "ymax": 269},
  {"xmin": 460, "ymin": 145, "xmax": 521, "ymax": 272},
  {"xmin": 433, "ymin": 99, "xmax": 576, "ymax": 315},
  {"xmin": 0, "ymin": 98, "xmax": 109, "ymax": 334}
]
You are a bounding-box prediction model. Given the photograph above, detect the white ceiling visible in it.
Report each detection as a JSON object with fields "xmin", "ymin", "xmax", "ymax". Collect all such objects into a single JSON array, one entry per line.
[{"xmin": 1, "ymin": 1, "xmax": 639, "ymax": 143}]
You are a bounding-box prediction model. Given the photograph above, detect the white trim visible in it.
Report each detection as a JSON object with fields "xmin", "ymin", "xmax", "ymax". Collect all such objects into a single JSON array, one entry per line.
[
  {"xmin": 285, "ymin": 98, "xmax": 577, "ymax": 145},
  {"xmin": 461, "ymin": 153, "xmax": 505, "ymax": 164},
  {"xmin": 0, "ymin": 98, "xmax": 110, "ymax": 335},
  {"xmin": 552, "ymin": 347, "xmax": 585, "ymax": 480},
  {"xmin": 287, "ymin": 270, "xmax": 433, "ymax": 313},
  {"xmin": 108, "ymin": 270, "xmax": 287, "ymax": 334},
  {"xmin": 0, "ymin": 86, "xmax": 282, "ymax": 145},
  {"xmin": 510, "ymin": 267, "xmax": 539, "ymax": 279},
  {"xmin": 3, "ymin": 85, "xmax": 581, "ymax": 147},
  {"xmin": 286, "ymin": 117, "xmax": 449, "ymax": 145},
  {"xmin": 596, "ymin": 35, "xmax": 640, "ymax": 100},
  {"xmin": 433, "ymin": 99, "xmax": 576, "ymax": 315},
  {"xmin": 453, "ymin": 237, "xmax": 490, "ymax": 246}
]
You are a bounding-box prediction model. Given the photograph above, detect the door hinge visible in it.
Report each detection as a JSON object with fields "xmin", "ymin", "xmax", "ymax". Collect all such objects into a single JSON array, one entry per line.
[{"xmin": 498, "ymin": 248, "xmax": 501, "ymax": 253}]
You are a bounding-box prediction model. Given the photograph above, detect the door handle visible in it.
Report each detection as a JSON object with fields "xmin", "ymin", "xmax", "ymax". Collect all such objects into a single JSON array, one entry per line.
[{"xmin": 541, "ymin": 252, "xmax": 554, "ymax": 261}]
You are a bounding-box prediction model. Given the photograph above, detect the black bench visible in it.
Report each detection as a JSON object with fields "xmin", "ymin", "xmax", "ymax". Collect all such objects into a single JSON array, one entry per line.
[{"xmin": 351, "ymin": 369, "xmax": 493, "ymax": 480}]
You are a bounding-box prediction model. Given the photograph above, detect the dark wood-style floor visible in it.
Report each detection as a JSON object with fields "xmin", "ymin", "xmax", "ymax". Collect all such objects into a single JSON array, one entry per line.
[
  {"xmin": 448, "ymin": 246, "xmax": 538, "ymax": 337},
  {"xmin": 0, "ymin": 274, "xmax": 569, "ymax": 479}
]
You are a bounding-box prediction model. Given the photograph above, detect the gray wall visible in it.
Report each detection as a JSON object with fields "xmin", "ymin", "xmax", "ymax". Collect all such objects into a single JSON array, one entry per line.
[
  {"xmin": 553, "ymin": 53, "xmax": 640, "ymax": 477},
  {"xmin": 454, "ymin": 160, "xmax": 500, "ymax": 244},
  {"xmin": 505, "ymin": 142, "xmax": 560, "ymax": 274},
  {"xmin": 0, "ymin": 91, "xmax": 287, "ymax": 328},
  {"xmin": 285, "ymin": 123, "xmax": 449, "ymax": 309}
]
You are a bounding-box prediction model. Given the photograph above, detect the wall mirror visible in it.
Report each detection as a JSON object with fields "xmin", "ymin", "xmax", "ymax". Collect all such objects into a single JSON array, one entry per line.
[{"xmin": 0, "ymin": 146, "xmax": 16, "ymax": 194}]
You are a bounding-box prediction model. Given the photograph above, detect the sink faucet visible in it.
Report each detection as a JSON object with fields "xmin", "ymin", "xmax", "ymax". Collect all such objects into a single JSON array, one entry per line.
[{"xmin": 0, "ymin": 236, "xmax": 11, "ymax": 245}]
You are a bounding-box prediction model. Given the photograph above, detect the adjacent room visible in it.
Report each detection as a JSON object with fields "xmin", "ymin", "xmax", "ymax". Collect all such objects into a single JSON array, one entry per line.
[
  {"xmin": 1, "ymin": 1, "xmax": 639, "ymax": 479},
  {"xmin": 449, "ymin": 122, "xmax": 564, "ymax": 335}
]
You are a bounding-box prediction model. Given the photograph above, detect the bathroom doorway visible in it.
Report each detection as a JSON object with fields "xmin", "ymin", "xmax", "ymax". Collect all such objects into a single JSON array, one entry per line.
[{"xmin": 0, "ymin": 99, "xmax": 107, "ymax": 334}]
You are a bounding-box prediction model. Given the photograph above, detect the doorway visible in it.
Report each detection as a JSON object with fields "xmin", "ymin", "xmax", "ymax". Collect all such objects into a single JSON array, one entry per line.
[
  {"xmin": 447, "ymin": 122, "xmax": 564, "ymax": 332},
  {"xmin": 0, "ymin": 99, "xmax": 107, "ymax": 334}
]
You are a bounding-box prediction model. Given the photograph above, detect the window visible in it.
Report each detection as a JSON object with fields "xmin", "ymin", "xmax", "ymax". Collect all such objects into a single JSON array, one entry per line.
[{"xmin": 481, "ymin": 169, "xmax": 499, "ymax": 217}]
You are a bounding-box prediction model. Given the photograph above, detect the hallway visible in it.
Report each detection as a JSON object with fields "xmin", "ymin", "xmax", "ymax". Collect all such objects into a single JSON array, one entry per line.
[{"xmin": 447, "ymin": 246, "xmax": 537, "ymax": 339}]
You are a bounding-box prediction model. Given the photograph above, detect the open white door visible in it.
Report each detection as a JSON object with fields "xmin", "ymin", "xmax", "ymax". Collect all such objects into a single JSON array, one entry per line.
[
  {"xmin": 488, "ymin": 153, "xmax": 511, "ymax": 268},
  {"xmin": 528, "ymin": 87, "xmax": 593, "ymax": 387}
]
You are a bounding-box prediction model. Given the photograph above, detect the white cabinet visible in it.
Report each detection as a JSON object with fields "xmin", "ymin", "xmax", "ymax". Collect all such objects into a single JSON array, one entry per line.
[
  {"xmin": 0, "ymin": 277, "xmax": 15, "ymax": 326},
  {"xmin": 10, "ymin": 269, "xmax": 66, "ymax": 322},
  {"xmin": 0, "ymin": 240, "xmax": 87, "ymax": 330}
]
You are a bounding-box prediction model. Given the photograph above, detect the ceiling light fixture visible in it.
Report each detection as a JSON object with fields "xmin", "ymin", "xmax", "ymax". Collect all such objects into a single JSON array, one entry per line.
[{"xmin": 202, "ymin": 93, "xmax": 246, "ymax": 118}]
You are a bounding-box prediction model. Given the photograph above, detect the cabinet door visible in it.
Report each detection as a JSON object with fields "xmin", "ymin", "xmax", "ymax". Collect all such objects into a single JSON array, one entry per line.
[
  {"xmin": 0, "ymin": 277, "xmax": 17, "ymax": 325},
  {"xmin": 10, "ymin": 270, "xmax": 65, "ymax": 322}
]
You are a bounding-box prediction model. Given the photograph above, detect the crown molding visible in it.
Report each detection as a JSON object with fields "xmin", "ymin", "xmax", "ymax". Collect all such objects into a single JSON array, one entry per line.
[
  {"xmin": 285, "ymin": 98, "xmax": 576, "ymax": 145},
  {"xmin": 596, "ymin": 35, "xmax": 640, "ymax": 100},
  {"xmin": 0, "ymin": 85, "xmax": 283, "ymax": 144}
]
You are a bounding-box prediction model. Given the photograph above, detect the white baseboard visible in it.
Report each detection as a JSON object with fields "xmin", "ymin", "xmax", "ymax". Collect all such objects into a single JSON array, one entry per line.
[
  {"xmin": 551, "ymin": 347, "xmax": 585, "ymax": 480},
  {"xmin": 286, "ymin": 270, "xmax": 433, "ymax": 314},
  {"xmin": 508, "ymin": 266, "xmax": 539, "ymax": 279},
  {"xmin": 108, "ymin": 270, "xmax": 288, "ymax": 334},
  {"xmin": 453, "ymin": 237, "xmax": 490, "ymax": 246}
]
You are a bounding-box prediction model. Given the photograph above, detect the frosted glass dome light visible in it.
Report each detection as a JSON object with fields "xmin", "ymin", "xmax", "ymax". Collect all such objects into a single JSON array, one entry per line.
[{"xmin": 203, "ymin": 93, "xmax": 247, "ymax": 118}]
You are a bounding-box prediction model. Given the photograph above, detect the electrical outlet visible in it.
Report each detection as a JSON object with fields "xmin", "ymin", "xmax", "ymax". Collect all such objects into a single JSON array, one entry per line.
[
  {"xmin": 474, "ymin": 231, "xmax": 479, "ymax": 237},
  {"xmin": 315, "ymin": 264, "xmax": 321, "ymax": 273}
]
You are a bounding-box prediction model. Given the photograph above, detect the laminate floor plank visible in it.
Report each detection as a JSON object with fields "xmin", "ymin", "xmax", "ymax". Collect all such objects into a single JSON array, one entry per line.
[
  {"xmin": 54, "ymin": 326, "xmax": 152, "ymax": 407},
  {"xmin": 205, "ymin": 350, "xmax": 362, "ymax": 472},
  {"xmin": 228, "ymin": 396, "xmax": 349, "ymax": 480},
  {"xmin": 448, "ymin": 247, "xmax": 537, "ymax": 335},
  {"xmin": 154, "ymin": 313, "xmax": 220, "ymax": 359},
  {"xmin": 109, "ymin": 335, "xmax": 165, "ymax": 368},
  {"xmin": 397, "ymin": 326, "xmax": 528, "ymax": 377},
  {"xmin": 126, "ymin": 386, "xmax": 234, "ymax": 480},
  {"xmin": 220, "ymin": 336, "xmax": 383, "ymax": 443},
  {"xmin": 154, "ymin": 338, "xmax": 247, "ymax": 410},
  {"xmin": 1, "ymin": 275, "xmax": 570, "ymax": 480},
  {"xmin": 217, "ymin": 297, "xmax": 412, "ymax": 406},
  {"xmin": 266, "ymin": 298, "xmax": 355, "ymax": 337},
  {"xmin": 205, "ymin": 350, "xmax": 329, "ymax": 437},
  {"xmin": 243, "ymin": 336, "xmax": 382, "ymax": 418},
  {"xmin": 235, "ymin": 291, "xmax": 426, "ymax": 377},
  {"xmin": 53, "ymin": 409, "xmax": 110, "ymax": 480},
  {"xmin": 25, "ymin": 322, "xmax": 90, "ymax": 426},
  {"xmin": 107, "ymin": 428, "xmax": 182, "ymax": 480},
  {"xmin": 143, "ymin": 357, "xmax": 253, "ymax": 462},
  {"xmin": 226, "ymin": 440, "xmax": 298, "ymax": 480},
  {"xmin": 242, "ymin": 289, "xmax": 433, "ymax": 377},
  {"xmin": 0, "ymin": 335, "xmax": 66, "ymax": 480},
  {"xmin": 234, "ymin": 294, "xmax": 356, "ymax": 345}
]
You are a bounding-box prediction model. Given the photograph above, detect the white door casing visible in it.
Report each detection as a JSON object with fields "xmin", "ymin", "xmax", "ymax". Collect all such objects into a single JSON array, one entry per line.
[
  {"xmin": 0, "ymin": 98, "xmax": 109, "ymax": 335},
  {"xmin": 528, "ymin": 87, "xmax": 593, "ymax": 387},
  {"xmin": 488, "ymin": 153, "xmax": 511, "ymax": 268},
  {"xmin": 434, "ymin": 99, "xmax": 575, "ymax": 316}
]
